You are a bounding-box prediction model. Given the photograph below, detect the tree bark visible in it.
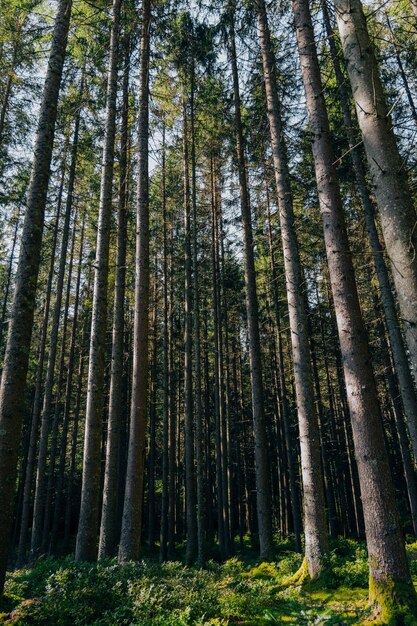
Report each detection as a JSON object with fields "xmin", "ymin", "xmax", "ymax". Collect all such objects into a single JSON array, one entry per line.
[
  {"xmin": 98, "ymin": 33, "xmax": 130, "ymax": 559},
  {"xmin": 75, "ymin": 0, "xmax": 121, "ymax": 562},
  {"xmin": 334, "ymin": 0, "xmax": 417, "ymax": 380},
  {"xmin": 228, "ymin": 1, "xmax": 274, "ymax": 562},
  {"xmin": 147, "ymin": 276, "xmax": 158, "ymax": 550},
  {"xmin": 16, "ymin": 156, "xmax": 67, "ymax": 566},
  {"xmin": 50, "ymin": 214, "xmax": 85, "ymax": 554},
  {"xmin": 31, "ymin": 101, "xmax": 81, "ymax": 559},
  {"xmin": 0, "ymin": 0, "xmax": 72, "ymax": 594},
  {"xmin": 256, "ymin": 0, "xmax": 328, "ymax": 576},
  {"xmin": 190, "ymin": 64, "xmax": 205, "ymax": 568},
  {"xmin": 292, "ymin": 0, "xmax": 416, "ymax": 615},
  {"xmin": 0, "ymin": 207, "xmax": 21, "ymax": 355},
  {"xmin": 264, "ymin": 190, "xmax": 302, "ymax": 552},
  {"xmin": 182, "ymin": 96, "xmax": 198, "ymax": 564},
  {"xmin": 118, "ymin": 0, "xmax": 151, "ymax": 563},
  {"xmin": 160, "ymin": 124, "xmax": 169, "ymax": 562}
]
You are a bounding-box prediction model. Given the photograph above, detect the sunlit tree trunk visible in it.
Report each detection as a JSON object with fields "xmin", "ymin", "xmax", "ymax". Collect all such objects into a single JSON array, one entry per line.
[
  {"xmin": 334, "ymin": 0, "xmax": 417, "ymax": 380},
  {"xmin": 256, "ymin": 0, "xmax": 328, "ymax": 575},
  {"xmin": 98, "ymin": 34, "xmax": 130, "ymax": 559},
  {"xmin": 322, "ymin": 0, "xmax": 417, "ymax": 466},
  {"xmin": 75, "ymin": 0, "xmax": 121, "ymax": 562},
  {"xmin": 292, "ymin": 0, "xmax": 416, "ymax": 614},
  {"xmin": 118, "ymin": 0, "xmax": 151, "ymax": 562}
]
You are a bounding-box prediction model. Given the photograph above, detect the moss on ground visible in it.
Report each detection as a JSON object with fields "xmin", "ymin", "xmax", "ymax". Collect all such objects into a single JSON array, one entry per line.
[{"xmin": 0, "ymin": 539, "xmax": 416, "ymax": 625}]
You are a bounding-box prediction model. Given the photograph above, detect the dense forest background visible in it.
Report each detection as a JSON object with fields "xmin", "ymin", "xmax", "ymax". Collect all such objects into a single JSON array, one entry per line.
[{"xmin": 1, "ymin": 0, "xmax": 417, "ymax": 624}]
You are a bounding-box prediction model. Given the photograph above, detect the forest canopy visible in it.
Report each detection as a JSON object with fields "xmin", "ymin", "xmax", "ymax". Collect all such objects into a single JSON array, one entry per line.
[{"xmin": 0, "ymin": 0, "xmax": 417, "ymax": 624}]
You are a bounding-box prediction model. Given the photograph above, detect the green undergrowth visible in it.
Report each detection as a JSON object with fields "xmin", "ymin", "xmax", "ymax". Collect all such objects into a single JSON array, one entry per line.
[{"xmin": 0, "ymin": 538, "xmax": 416, "ymax": 625}]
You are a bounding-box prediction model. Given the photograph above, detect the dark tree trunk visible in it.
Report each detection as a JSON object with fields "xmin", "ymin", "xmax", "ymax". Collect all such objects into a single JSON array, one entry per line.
[
  {"xmin": 182, "ymin": 96, "xmax": 197, "ymax": 564},
  {"xmin": 31, "ymin": 103, "xmax": 81, "ymax": 558},
  {"xmin": 228, "ymin": 2, "xmax": 274, "ymax": 561},
  {"xmin": 0, "ymin": 0, "xmax": 72, "ymax": 593},
  {"xmin": 16, "ymin": 158, "xmax": 67, "ymax": 566},
  {"xmin": 190, "ymin": 64, "xmax": 205, "ymax": 568},
  {"xmin": 50, "ymin": 215, "xmax": 85, "ymax": 554},
  {"xmin": 41, "ymin": 209, "xmax": 78, "ymax": 553},
  {"xmin": 160, "ymin": 125, "xmax": 169, "ymax": 562}
]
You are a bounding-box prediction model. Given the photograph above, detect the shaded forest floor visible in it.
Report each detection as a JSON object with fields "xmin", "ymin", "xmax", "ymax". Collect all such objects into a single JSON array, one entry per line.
[{"xmin": 1, "ymin": 538, "xmax": 417, "ymax": 625}]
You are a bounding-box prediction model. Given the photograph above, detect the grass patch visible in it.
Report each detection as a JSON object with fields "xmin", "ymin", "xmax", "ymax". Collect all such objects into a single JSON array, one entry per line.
[{"xmin": 0, "ymin": 538, "xmax": 416, "ymax": 625}]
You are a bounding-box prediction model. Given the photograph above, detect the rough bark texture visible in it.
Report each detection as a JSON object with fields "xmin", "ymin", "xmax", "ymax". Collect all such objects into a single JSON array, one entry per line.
[
  {"xmin": 98, "ymin": 35, "xmax": 130, "ymax": 559},
  {"xmin": 182, "ymin": 97, "xmax": 198, "ymax": 564},
  {"xmin": 31, "ymin": 103, "xmax": 80, "ymax": 559},
  {"xmin": 16, "ymin": 158, "xmax": 65, "ymax": 567},
  {"xmin": 0, "ymin": 0, "xmax": 71, "ymax": 595},
  {"xmin": 190, "ymin": 69, "xmax": 205, "ymax": 568},
  {"xmin": 41, "ymin": 211, "xmax": 77, "ymax": 553},
  {"xmin": 256, "ymin": 0, "xmax": 328, "ymax": 577},
  {"xmin": 211, "ymin": 156, "xmax": 226, "ymax": 558},
  {"xmin": 321, "ymin": 0, "xmax": 417, "ymax": 469},
  {"xmin": 228, "ymin": 2, "xmax": 274, "ymax": 562},
  {"xmin": 334, "ymin": 0, "xmax": 417, "ymax": 380},
  {"xmin": 75, "ymin": 0, "xmax": 121, "ymax": 562},
  {"xmin": 118, "ymin": 0, "xmax": 151, "ymax": 563},
  {"xmin": 160, "ymin": 125, "xmax": 169, "ymax": 562},
  {"xmin": 292, "ymin": 0, "xmax": 416, "ymax": 616},
  {"xmin": 50, "ymin": 215, "xmax": 85, "ymax": 554}
]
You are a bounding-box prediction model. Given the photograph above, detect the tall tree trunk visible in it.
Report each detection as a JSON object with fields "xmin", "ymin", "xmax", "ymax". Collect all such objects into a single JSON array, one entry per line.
[
  {"xmin": 118, "ymin": 0, "xmax": 151, "ymax": 563},
  {"xmin": 265, "ymin": 192, "xmax": 302, "ymax": 551},
  {"xmin": 228, "ymin": 1, "xmax": 274, "ymax": 561},
  {"xmin": 50, "ymin": 215, "xmax": 85, "ymax": 554},
  {"xmin": 31, "ymin": 103, "xmax": 81, "ymax": 559},
  {"xmin": 385, "ymin": 12, "xmax": 417, "ymax": 128},
  {"xmin": 211, "ymin": 154, "xmax": 226, "ymax": 557},
  {"xmin": 190, "ymin": 63, "xmax": 205, "ymax": 568},
  {"xmin": 322, "ymin": 0, "xmax": 417, "ymax": 467},
  {"xmin": 256, "ymin": 0, "xmax": 328, "ymax": 576},
  {"xmin": 292, "ymin": 0, "xmax": 416, "ymax": 616},
  {"xmin": 64, "ymin": 311, "xmax": 89, "ymax": 549},
  {"xmin": 334, "ymin": 0, "xmax": 417, "ymax": 380},
  {"xmin": 0, "ymin": 25, "xmax": 22, "ymax": 147},
  {"xmin": 41, "ymin": 209, "xmax": 78, "ymax": 553},
  {"xmin": 167, "ymin": 226, "xmax": 176, "ymax": 559},
  {"xmin": 160, "ymin": 124, "xmax": 169, "ymax": 562},
  {"xmin": 16, "ymin": 156, "xmax": 67, "ymax": 566},
  {"xmin": 75, "ymin": 0, "xmax": 121, "ymax": 562},
  {"xmin": 98, "ymin": 34, "xmax": 130, "ymax": 559},
  {"xmin": 0, "ymin": 207, "xmax": 21, "ymax": 356},
  {"xmin": 147, "ymin": 275, "xmax": 158, "ymax": 550},
  {"xmin": 0, "ymin": 0, "xmax": 72, "ymax": 594},
  {"xmin": 182, "ymin": 96, "xmax": 198, "ymax": 564}
]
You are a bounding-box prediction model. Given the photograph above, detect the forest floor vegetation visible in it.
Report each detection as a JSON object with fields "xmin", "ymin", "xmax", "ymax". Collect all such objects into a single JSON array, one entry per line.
[{"xmin": 1, "ymin": 538, "xmax": 417, "ymax": 625}]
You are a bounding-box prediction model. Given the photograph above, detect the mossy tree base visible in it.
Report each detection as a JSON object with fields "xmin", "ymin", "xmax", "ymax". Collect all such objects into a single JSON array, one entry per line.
[
  {"xmin": 368, "ymin": 575, "xmax": 417, "ymax": 625},
  {"xmin": 285, "ymin": 557, "xmax": 310, "ymax": 586}
]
